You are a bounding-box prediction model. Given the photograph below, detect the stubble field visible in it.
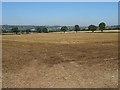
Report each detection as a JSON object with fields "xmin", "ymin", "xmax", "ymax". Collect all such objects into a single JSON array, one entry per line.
[{"xmin": 2, "ymin": 32, "xmax": 118, "ymax": 88}]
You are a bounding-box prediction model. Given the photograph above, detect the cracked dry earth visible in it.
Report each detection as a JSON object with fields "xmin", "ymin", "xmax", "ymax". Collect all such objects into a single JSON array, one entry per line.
[{"xmin": 2, "ymin": 33, "xmax": 118, "ymax": 88}]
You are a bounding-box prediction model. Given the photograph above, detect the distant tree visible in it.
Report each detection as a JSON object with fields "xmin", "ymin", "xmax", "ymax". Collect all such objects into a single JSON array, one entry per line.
[
  {"xmin": 42, "ymin": 27, "xmax": 48, "ymax": 33},
  {"xmin": 61, "ymin": 26, "xmax": 68, "ymax": 33},
  {"xmin": 99, "ymin": 22, "xmax": 106, "ymax": 32},
  {"xmin": 74, "ymin": 25, "xmax": 80, "ymax": 32},
  {"xmin": 26, "ymin": 29, "xmax": 31, "ymax": 34},
  {"xmin": 2, "ymin": 29, "xmax": 6, "ymax": 33},
  {"xmin": 21, "ymin": 30, "xmax": 26, "ymax": 34},
  {"xmin": 36, "ymin": 27, "xmax": 48, "ymax": 33},
  {"xmin": 88, "ymin": 25, "xmax": 97, "ymax": 33},
  {"xmin": 36, "ymin": 27, "xmax": 42, "ymax": 33},
  {"xmin": 11, "ymin": 27, "xmax": 20, "ymax": 34}
]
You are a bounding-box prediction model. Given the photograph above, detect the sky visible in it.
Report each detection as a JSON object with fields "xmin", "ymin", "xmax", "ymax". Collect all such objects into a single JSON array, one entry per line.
[
  {"xmin": 2, "ymin": 2, "xmax": 118, "ymax": 26},
  {"xmin": 1, "ymin": 0, "xmax": 120, "ymax": 2},
  {"xmin": 0, "ymin": 2, "xmax": 2, "ymax": 25}
]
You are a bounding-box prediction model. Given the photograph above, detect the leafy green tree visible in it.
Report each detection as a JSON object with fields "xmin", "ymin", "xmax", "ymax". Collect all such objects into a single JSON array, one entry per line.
[
  {"xmin": 74, "ymin": 25, "xmax": 80, "ymax": 32},
  {"xmin": 36, "ymin": 27, "xmax": 42, "ymax": 33},
  {"xmin": 11, "ymin": 27, "xmax": 20, "ymax": 34},
  {"xmin": 42, "ymin": 27, "xmax": 48, "ymax": 33},
  {"xmin": 88, "ymin": 25, "xmax": 97, "ymax": 32},
  {"xmin": 36, "ymin": 27, "xmax": 48, "ymax": 33},
  {"xmin": 61, "ymin": 26, "xmax": 68, "ymax": 33},
  {"xmin": 26, "ymin": 29, "xmax": 31, "ymax": 34},
  {"xmin": 99, "ymin": 22, "xmax": 106, "ymax": 32}
]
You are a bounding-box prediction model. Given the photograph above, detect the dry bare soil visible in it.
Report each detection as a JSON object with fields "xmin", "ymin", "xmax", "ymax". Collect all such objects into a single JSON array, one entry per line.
[{"xmin": 2, "ymin": 32, "xmax": 118, "ymax": 88}]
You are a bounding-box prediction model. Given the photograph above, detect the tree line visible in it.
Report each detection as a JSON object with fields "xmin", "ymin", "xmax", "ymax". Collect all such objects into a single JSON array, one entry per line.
[
  {"xmin": 3, "ymin": 22, "xmax": 106, "ymax": 34},
  {"xmin": 58, "ymin": 22, "xmax": 106, "ymax": 33}
]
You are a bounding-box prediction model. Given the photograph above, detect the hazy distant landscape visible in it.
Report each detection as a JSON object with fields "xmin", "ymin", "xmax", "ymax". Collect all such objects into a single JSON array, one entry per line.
[{"xmin": 2, "ymin": 2, "xmax": 119, "ymax": 88}]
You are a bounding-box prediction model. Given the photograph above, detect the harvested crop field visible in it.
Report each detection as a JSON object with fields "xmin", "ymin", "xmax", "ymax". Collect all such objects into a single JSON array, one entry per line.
[{"xmin": 2, "ymin": 32, "xmax": 118, "ymax": 88}]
